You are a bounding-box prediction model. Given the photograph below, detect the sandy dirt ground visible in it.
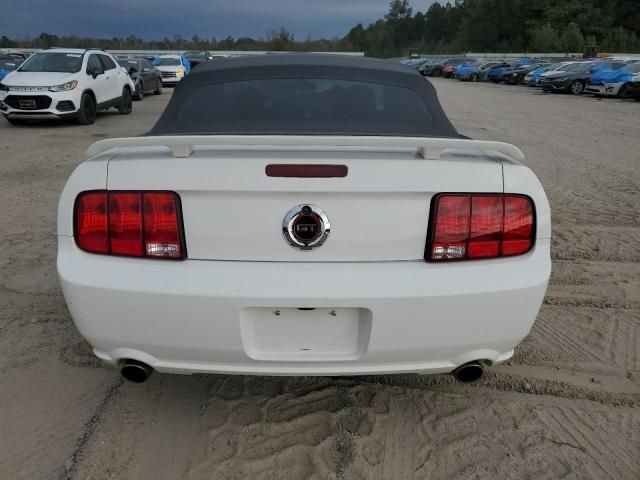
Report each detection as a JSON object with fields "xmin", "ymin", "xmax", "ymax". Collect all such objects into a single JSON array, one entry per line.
[{"xmin": 0, "ymin": 79, "xmax": 639, "ymax": 480}]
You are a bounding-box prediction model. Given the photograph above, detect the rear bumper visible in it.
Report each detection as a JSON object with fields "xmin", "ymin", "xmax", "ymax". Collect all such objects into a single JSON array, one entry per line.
[{"xmin": 57, "ymin": 236, "xmax": 551, "ymax": 376}]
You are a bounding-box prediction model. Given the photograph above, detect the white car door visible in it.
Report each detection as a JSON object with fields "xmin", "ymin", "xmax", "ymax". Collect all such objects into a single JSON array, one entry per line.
[
  {"xmin": 98, "ymin": 54, "xmax": 121, "ymax": 101},
  {"xmin": 86, "ymin": 54, "xmax": 110, "ymax": 104}
]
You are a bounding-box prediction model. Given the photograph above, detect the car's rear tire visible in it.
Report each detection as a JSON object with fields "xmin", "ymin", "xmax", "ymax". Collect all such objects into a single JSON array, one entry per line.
[
  {"xmin": 570, "ymin": 80, "xmax": 584, "ymax": 95},
  {"xmin": 153, "ymin": 79, "xmax": 162, "ymax": 95},
  {"xmin": 118, "ymin": 87, "xmax": 133, "ymax": 114},
  {"xmin": 76, "ymin": 93, "xmax": 97, "ymax": 125},
  {"xmin": 133, "ymin": 81, "xmax": 144, "ymax": 101}
]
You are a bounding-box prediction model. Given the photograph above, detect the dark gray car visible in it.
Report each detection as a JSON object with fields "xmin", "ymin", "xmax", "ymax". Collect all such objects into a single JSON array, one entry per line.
[
  {"xmin": 540, "ymin": 61, "xmax": 598, "ymax": 95},
  {"xmin": 116, "ymin": 58, "xmax": 163, "ymax": 100}
]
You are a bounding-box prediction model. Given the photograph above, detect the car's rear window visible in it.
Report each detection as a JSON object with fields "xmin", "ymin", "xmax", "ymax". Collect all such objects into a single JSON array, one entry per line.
[{"xmin": 173, "ymin": 78, "xmax": 434, "ymax": 136}]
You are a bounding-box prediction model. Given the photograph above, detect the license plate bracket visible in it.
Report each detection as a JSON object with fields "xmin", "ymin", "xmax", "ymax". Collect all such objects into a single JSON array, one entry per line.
[
  {"xmin": 19, "ymin": 99, "xmax": 37, "ymax": 110},
  {"xmin": 240, "ymin": 307, "xmax": 372, "ymax": 361}
]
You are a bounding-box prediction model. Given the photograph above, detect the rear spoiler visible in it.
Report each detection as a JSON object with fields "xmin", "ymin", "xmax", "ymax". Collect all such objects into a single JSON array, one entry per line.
[{"xmin": 86, "ymin": 135, "xmax": 525, "ymax": 164}]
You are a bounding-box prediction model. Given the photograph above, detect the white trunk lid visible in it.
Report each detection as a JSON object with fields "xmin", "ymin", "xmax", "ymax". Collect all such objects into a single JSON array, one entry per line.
[{"xmin": 107, "ymin": 145, "xmax": 504, "ymax": 262}]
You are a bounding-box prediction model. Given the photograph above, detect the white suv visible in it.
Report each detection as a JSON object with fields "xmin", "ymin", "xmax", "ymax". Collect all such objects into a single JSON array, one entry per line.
[
  {"xmin": 0, "ymin": 48, "xmax": 134, "ymax": 125},
  {"xmin": 155, "ymin": 55, "xmax": 190, "ymax": 86}
]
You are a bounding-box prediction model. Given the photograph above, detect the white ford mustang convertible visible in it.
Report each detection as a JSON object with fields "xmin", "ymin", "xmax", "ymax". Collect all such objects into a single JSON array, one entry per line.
[{"xmin": 57, "ymin": 55, "xmax": 551, "ymax": 383}]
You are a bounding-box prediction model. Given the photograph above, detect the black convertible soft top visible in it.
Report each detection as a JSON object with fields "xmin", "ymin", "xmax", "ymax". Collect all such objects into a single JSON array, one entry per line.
[{"xmin": 149, "ymin": 54, "xmax": 460, "ymax": 138}]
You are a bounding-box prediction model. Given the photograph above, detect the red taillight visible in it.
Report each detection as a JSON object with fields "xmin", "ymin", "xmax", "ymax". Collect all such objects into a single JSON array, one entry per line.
[
  {"xmin": 75, "ymin": 192, "xmax": 109, "ymax": 254},
  {"xmin": 74, "ymin": 191, "xmax": 185, "ymax": 259},
  {"xmin": 427, "ymin": 194, "xmax": 534, "ymax": 261},
  {"xmin": 502, "ymin": 196, "xmax": 534, "ymax": 256},
  {"xmin": 469, "ymin": 195, "xmax": 502, "ymax": 259},
  {"xmin": 109, "ymin": 193, "xmax": 143, "ymax": 256}
]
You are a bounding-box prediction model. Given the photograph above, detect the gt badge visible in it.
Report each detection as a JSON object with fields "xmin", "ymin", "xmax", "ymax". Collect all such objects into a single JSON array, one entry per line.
[{"xmin": 282, "ymin": 204, "xmax": 330, "ymax": 250}]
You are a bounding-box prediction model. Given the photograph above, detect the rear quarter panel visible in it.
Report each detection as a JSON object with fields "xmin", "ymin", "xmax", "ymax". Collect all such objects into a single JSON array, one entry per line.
[
  {"xmin": 503, "ymin": 163, "xmax": 551, "ymax": 240},
  {"xmin": 57, "ymin": 151, "xmax": 120, "ymax": 236}
]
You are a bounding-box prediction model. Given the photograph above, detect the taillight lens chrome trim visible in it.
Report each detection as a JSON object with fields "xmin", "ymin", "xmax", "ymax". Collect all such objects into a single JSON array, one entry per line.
[
  {"xmin": 426, "ymin": 193, "xmax": 535, "ymax": 262},
  {"xmin": 74, "ymin": 190, "xmax": 186, "ymax": 260}
]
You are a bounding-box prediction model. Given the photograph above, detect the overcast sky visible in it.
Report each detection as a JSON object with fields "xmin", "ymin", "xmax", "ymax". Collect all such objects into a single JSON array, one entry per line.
[{"xmin": 0, "ymin": 0, "xmax": 425, "ymax": 40}]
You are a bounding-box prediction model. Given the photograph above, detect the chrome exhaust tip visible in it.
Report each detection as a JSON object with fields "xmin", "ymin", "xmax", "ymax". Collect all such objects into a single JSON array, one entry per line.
[
  {"xmin": 120, "ymin": 360, "xmax": 153, "ymax": 383},
  {"xmin": 452, "ymin": 361, "xmax": 484, "ymax": 383}
]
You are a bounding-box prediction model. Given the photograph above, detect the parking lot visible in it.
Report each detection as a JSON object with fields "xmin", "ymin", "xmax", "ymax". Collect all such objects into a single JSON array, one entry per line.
[{"xmin": 0, "ymin": 79, "xmax": 639, "ymax": 479}]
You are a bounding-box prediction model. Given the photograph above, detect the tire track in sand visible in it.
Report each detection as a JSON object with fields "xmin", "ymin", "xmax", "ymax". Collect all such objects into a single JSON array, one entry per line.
[
  {"xmin": 408, "ymin": 390, "xmax": 640, "ymax": 480},
  {"xmin": 528, "ymin": 306, "xmax": 640, "ymax": 372},
  {"xmin": 58, "ymin": 379, "xmax": 123, "ymax": 480},
  {"xmin": 537, "ymin": 404, "xmax": 640, "ymax": 479}
]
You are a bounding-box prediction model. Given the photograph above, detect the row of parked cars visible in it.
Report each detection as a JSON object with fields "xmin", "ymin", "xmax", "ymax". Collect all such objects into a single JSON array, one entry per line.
[
  {"xmin": 0, "ymin": 48, "xmax": 222, "ymax": 125},
  {"xmin": 404, "ymin": 56, "xmax": 640, "ymax": 100}
]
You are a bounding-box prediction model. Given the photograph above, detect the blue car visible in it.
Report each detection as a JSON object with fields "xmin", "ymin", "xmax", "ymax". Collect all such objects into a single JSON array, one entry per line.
[
  {"xmin": 524, "ymin": 66, "xmax": 547, "ymax": 86},
  {"xmin": 486, "ymin": 63, "xmax": 513, "ymax": 83},
  {"xmin": 453, "ymin": 62, "xmax": 476, "ymax": 79},
  {"xmin": 0, "ymin": 57, "xmax": 19, "ymax": 82},
  {"xmin": 515, "ymin": 57, "xmax": 534, "ymax": 67},
  {"xmin": 590, "ymin": 61, "xmax": 620, "ymax": 74},
  {"xmin": 586, "ymin": 61, "xmax": 640, "ymax": 97},
  {"xmin": 486, "ymin": 58, "xmax": 536, "ymax": 83},
  {"xmin": 524, "ymin": 62, "xmax": 571, "ymax": 86},
  {"xmin": 454, "ymin": 62, "xmax": 498, "ymax": 82}
]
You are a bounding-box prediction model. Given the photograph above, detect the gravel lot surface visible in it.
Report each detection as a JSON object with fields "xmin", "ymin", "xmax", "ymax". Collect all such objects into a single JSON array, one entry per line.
[{"xmin": 0, "ymin": 79, "xmax": 639, "ymax": 479}]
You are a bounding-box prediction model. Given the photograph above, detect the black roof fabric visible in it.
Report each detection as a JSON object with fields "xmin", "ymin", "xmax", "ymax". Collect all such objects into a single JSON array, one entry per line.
[{"xmin": 149, "ymin": 54, "xmax": 460, "ymax": 138}]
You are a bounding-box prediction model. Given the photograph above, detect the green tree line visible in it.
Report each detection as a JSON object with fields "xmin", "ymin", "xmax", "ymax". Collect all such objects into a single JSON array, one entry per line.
[
  {"xmin": 346, "ymin": 0, "xmax": 640, "ymax": 56},
  {"xmin": 2, "ymin": 0, "xmax": 639, "ymax": 56}
]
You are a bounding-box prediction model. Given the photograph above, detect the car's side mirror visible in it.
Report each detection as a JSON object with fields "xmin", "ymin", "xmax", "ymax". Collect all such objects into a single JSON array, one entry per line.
[
  {"xmin": 92, "ymin": 67, "xmax": 104, "ymax": 78},
  {"xmin": 129, "ymin": 66, "xmax": 139, "ymax": 74}
]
